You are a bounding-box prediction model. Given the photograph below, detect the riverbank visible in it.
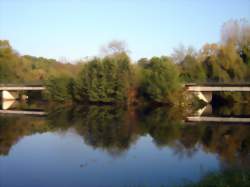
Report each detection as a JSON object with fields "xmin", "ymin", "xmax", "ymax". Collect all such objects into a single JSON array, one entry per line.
[{"xmin": 180, "ymin": 169, "xmax": 250, "ymax": 187}]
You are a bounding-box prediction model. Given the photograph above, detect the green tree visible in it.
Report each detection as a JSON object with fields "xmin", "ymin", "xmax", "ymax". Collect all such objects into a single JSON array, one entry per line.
[
  {"xmin": 75, "ymin": 53, "xmax": 134, "ymax": 104},
  {"xmin": 201, "ymin": 42, "xmax": 247, "ymax": 82},
  {"xmin": 0, "ymin": 40, "xmax": 20, "ymax": 83},
  {"xmin": 180, "ymin": 55, "xmax": 206, "ymax": 82},
  {"xmin": 45, "ymin": 76, "xmax": 73, "ymax": 102},
  {"xmin": 140, "ymin": 57, "xmax": 181, "ymax": 104},
  {"xmin": 221, "ymin": 19, "xmax": 250, "ymax": 80}
]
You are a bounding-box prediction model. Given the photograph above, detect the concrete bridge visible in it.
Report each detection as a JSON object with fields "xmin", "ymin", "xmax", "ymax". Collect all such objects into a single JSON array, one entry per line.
[
  {"xmin": 0, "ymin": 84, "xmax": 45, "ymax": 101},
  {"xmin": 1, "ymin": 83, "xmax": 250, "ymax": 103},
  {"xmin": 185, "ymin": 83, "xmax": 250, "ymax": 103}
]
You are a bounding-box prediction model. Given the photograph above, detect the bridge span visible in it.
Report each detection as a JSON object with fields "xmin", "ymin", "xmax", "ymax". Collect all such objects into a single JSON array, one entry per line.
[
  {"xmin": 0, "ymin": 84, "xmax": 45, "ymax": 101},
  {"xmin": 0, "ymin": 84, "xmax": 45, "ymax": 91},
  {"xmin": 185, "ymin": 83, "xmax": 250, "ymax": 103},
  {"xmin": 1, "ymin": 83, "xmax": 250, "ymax": 103}
]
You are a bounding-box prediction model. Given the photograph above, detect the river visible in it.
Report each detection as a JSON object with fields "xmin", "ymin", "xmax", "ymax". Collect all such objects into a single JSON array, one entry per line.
[{"xmin": 0, "ymin": 101, "xmax": 250, "ymax": 187}]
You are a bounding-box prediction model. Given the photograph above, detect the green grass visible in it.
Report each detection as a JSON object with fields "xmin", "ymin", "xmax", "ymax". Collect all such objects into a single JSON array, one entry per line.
[
  {"xmin": 124, "ymin": 169, "xmax": 250, "ymax": 187},
  {"xmin": 180, "ymin": 169, "xmax": 250, "ymax": 187}
]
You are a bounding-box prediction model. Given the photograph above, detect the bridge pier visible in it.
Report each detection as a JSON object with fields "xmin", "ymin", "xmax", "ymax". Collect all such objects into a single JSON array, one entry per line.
[
  {"xmin": 1, "ymin": 90, "xmax": 17, "ymax": 101},
  {"xmin": 193, "ymin": 91, "xmax": 212, "ymax": 103}
]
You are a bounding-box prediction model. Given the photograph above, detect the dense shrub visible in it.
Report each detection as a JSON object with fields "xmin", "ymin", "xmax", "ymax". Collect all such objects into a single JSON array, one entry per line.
[
  {"xmin": 44, "ymin": 76, "xmax": 73, "ymax": 102},
  {"xmin": 180, "ymin": 55, "xmax": 206, "ymax": 82},
  {"xmin": 74, "ymin": 53, "xmax": 135, "ymax": 104},
  {"xmin": 139, "ymin": 57, "xmax": 181, "ymax": 104}
]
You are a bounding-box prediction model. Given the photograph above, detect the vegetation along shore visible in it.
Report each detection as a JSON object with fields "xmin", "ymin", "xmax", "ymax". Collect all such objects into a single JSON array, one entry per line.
[{"xmin": 1, "ymin": 19, "xmax": 250, "ymax": 107}]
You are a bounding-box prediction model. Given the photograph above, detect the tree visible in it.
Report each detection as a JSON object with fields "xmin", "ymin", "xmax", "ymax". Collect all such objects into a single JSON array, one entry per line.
[
  {"xmin": 0, "ymin": 40, "xmax": 20, "ymax": 83},
  {"xmin": 75, "ymin": 53, "xmax": 134, "ymax": 104},
  {"xmin": 221, "ymin": 19, "xmax": 250, "ymax": 79},
  {"xmin": 171, "ymin": 45, "xmax": 197, "ymax": 64},
  {"xmin": 45, "ymin": 76, "xmax": 73, "ymax": 102},
  {"xmin": 140, "ymin": 57, "xmax": 181, "ymax": 104},
  {"xmin": 180, "ymin": 55, "xmax": 206, "ymax": 82},
  {"xmin": 100, "ymin": 40, "xmax": 130, "ymax": 56}
]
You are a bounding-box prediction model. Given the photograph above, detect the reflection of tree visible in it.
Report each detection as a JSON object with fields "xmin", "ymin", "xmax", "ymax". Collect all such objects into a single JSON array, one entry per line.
[
  {"xmin": 0, "ymin": 106, "xmax": 76, "ymax": 156},
  {"xmin": 138, "ymin": 107, "xmax": 183, "ymax": 146},
  {"xmin": 0, "ymin": 106, "xmax": 250, "ymax": 168},
  {"xmin": 171, "ymin": 126, "xmax": 205, "ymax": 158},
  {"xmin": 0, "ymin": 116, "xmax": 48, "ymax": 155},
  {"xmin": 168, "ymin": 124, "xmax": 250, "ymax": 167},
  {"xmin": 136, "ymin": 106, "xmax": 250, "ymax": 166},
  {"xmin": 73, "ymin": 106, "xmax": 140, "ymax": 156},
  {"xmin": 212, "ymin": 103, "xmax": 250, "ymax": 116},
  {"xmin": 138, "ymin": 107, "xmax": 203, "ymax": 158},
  {"xmin": 200, "ymin": 125, "xmax": 250, "ymax": 168}
]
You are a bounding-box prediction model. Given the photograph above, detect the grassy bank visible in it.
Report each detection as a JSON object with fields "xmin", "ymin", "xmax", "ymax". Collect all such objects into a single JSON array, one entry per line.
[
  {"xmin": 127, "ymin": 169, "xmax": 250, "ymax": 187},
  {"xmin": 180, "ymin": 169, "xmax": 250, "ymax": 187}
]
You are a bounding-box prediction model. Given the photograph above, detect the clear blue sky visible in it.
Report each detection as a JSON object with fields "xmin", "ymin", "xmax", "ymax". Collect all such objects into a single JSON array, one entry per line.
[{"xmin": 0, "ymin": 0, "xmax": 249, "ymax": 61}]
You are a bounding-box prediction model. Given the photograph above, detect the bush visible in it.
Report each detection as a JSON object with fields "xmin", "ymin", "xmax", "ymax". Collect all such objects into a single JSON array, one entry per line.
[
  {"xmin": 180, "ymin": 55, "xmax": 206, "ymax": 83},
  {"xmin": 139, "ymin": 57, "xmax": 181, "ymax": 104},
  {"xmin": 45, "ymin": 76, "xmax": 73, "ymax": 102},
  {"xmin": 74, "ymin": 53, "xmax": 134, "ymax": 104}
]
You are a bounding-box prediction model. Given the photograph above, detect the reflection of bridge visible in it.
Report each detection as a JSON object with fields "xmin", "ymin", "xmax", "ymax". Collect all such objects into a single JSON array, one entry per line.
[
  {"xmin": 186, "ymin": 105, "xmax": 250, "ymax": 124},
  {"xmin": 0, "ymin": 109, "xmax": 46, "ymax": 116},
  {"xmin": 0, "ymin": 100, "xmax": 46, "ymax": 116},
  {"xmin": 0, "ymin": 84, "xmax": 45, "ymax": 100},
  {"xmin": 186, "ymin": 83, "xmax": 250, "ymax": 103}
]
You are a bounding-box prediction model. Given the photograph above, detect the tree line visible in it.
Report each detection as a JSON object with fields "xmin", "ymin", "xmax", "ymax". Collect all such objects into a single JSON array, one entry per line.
[{"xmin": 1, "ymin": 19, "xmax": 250, "ymax": 105}]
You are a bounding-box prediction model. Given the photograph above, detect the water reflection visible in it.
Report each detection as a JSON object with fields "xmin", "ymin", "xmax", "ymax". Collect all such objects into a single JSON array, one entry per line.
[
  {"xmin": 1, "ymin": 105, "xmax": 250, "ymax": 163},
  {"xmin": 0, "ymin": 100, "xmax": 47, "ymax": 115},
  {"xmin": 187, "ymin": 103, "xmax": 250, "ymax": 123},
  {"xmin": 1, "ymin": 100, "xmax": 16, "ymax": 110},
  {"xmin": 0, "ymin": 105, "xmax": 250, "ymax": 186}
]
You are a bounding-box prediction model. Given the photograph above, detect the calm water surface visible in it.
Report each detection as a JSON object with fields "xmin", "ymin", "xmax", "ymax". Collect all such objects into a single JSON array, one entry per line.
[{"xmin": 0, "ymin": 103, "xmax": 250, "ymax": 187}]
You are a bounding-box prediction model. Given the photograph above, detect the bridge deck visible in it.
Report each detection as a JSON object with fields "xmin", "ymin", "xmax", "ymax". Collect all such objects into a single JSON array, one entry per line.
[
  {"xmin": 186, "ymin": 83, "xmax": 250, "ymax": 92},
  {"xmin": 185, "ymin": 83, "xmax": 250, "ymax": 86},
  {"xmin": 187, "ymin": 116, "xmax": 250, "ymax": 123},
  {"xmin": 187, "ymin": 86, "xmax": 250, "ymax": 92},
  {"xmin": 0, "ymin": 86, "xmax": 45, "ymax": 91}
]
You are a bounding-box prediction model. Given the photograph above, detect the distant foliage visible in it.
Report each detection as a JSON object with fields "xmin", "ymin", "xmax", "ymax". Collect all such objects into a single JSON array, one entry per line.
[
  {"xmin": 0, "ymin": 40, "xmax": 81, "ymax": 84},
  {"xmin": 0, "ymin": 40, "xmax": 20, "ymax": 83}
]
